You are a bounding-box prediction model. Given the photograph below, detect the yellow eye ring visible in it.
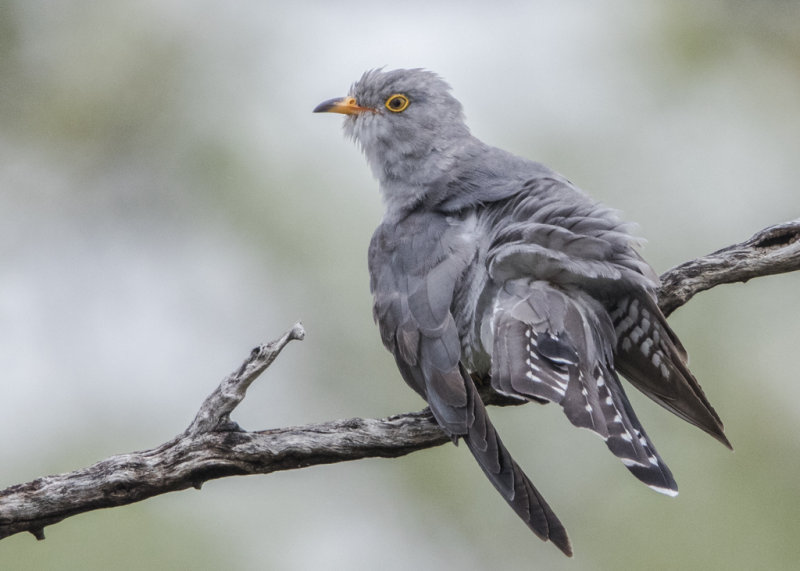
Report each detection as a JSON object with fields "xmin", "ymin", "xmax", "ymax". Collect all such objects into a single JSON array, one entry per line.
[{"xmin": 385, "ymin": 94, "xmax": 410, "ymax": 113}]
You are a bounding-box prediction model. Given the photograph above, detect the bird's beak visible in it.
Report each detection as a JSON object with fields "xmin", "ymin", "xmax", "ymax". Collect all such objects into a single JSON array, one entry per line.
[{"xmin": 313, "ymin": 96, "xmax": 372, "ymax": 115}]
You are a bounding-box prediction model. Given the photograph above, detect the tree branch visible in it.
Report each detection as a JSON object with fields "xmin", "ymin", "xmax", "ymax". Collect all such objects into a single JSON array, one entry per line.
[
  {"xmin": 657, "ymin": 218, "xmax": 800, "ymax": 317},
  {"xmin": 1, "ymin": 219, "xmax": 799, "ymax": 541}
]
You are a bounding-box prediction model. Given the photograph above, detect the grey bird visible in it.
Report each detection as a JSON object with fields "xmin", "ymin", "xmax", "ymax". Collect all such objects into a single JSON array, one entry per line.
[{"xmin": 314, "ymin": 68, "xmax": 730, "ymax": 556}]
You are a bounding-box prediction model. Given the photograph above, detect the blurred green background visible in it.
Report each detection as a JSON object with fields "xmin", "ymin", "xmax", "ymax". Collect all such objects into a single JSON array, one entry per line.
[{"xmin": 2, "ymin": 1, "xmax": 799, "ymax": 569}]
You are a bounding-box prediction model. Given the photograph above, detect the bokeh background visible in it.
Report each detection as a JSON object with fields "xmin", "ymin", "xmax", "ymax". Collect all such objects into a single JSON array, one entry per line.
[{"xmin": 2, "ymin": 1, "xmax": 799, "ymax": 569}]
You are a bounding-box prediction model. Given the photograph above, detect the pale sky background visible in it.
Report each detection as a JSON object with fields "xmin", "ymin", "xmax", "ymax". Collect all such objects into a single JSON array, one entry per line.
[{"xmin": 2, "ymin": 1, "xmax": 800, "ymax": 569}]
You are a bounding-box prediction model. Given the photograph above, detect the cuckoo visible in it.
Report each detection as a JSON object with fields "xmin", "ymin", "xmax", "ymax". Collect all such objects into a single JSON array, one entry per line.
[{"xmin": 314, "ymin": 68, "xmax": 730, "ymax": 556}]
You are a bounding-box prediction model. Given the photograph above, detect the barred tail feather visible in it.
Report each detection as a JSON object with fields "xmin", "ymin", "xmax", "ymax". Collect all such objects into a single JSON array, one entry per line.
[
  {"xmin": 489, "ymin": 280, "xmax": 677, "ymax": 495},
  {"xmin": 612, "ymin": 294, "xmax": 730, "ymax": 449},
  {"xmin": 598, "ymin": 368, "xmax": 677, "ymax": 495}
]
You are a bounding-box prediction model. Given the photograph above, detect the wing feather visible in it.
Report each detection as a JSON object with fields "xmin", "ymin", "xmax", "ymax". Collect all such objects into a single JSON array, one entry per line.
[{"xmin": 486, "ymin": 278, "xmax": 678, "ymax": 494}]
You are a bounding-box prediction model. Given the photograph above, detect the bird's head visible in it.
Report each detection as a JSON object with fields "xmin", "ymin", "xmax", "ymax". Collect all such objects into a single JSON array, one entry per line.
[{"xmin": 314, "ymin": 68, "xmax": 472, "ymax": 191}]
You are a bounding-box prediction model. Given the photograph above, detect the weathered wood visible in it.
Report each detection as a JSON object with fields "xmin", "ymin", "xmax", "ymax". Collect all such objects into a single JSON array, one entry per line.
[{"xmin": 658, "ymin": 218, "xmax": 800, "ymax": 317}]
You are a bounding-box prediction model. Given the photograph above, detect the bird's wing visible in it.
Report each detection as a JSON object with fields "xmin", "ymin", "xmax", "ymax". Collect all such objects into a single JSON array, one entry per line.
[
  {"xmin": 369, "ymin": 214, "xmax": 572, "ymax": 555},
  {"xmin": 479, "ymin": 176, "xmax": 726, "ymax": 491},
  {"xmin": 484, "ymin": 177, "xmax": 659, "ymax": 292}
]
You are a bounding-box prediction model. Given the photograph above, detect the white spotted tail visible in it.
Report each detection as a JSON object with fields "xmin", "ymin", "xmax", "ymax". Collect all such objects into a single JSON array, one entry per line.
[
  {"xmin": 486, "ymin": 279, "xmax": 679, "ymax": 495},
  {"xmin": 612, "ymin": 293, "xmax": 731, "ymax": 449}
]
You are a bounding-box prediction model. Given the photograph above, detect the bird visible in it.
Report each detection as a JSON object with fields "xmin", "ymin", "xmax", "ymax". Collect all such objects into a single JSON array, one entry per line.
[{"xmin": 313, "ymin": 68, "xmax": 730, "ymax": 556}]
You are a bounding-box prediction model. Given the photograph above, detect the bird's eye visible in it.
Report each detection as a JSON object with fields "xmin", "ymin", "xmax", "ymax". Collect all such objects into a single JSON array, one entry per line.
[{"xmin": 385, "ymin": 94, "xmax": 410, "ymax": 113}]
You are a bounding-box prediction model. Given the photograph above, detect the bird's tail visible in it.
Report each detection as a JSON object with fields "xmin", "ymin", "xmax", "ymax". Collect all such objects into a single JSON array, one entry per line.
[
  {"xmin": 460, "ymin": 367, "xmax": 572, "ymax": 556},
  {"xmin": 487, "ymin": 280, "xmax": 679, "ymax": 495},
  {"xmin": 611, "ymin": 293, "xmax": 731, "ymax": 449}
]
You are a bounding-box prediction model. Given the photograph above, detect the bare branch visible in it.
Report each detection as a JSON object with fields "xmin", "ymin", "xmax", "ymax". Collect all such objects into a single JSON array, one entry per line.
[
  {"xmin": 658, "ymin": 218, "xmax": 800, "ymax": 317},
  {"xmin": 0, "ymin": 410, "xmax": 446, "ymax": 540},
  {"xmin": 186, "ymin": 322, "xmax": 306, "ymax": 434},
  {"xmin": 2, "ymin": 220, "xmax": 799, "ymax": 541}
]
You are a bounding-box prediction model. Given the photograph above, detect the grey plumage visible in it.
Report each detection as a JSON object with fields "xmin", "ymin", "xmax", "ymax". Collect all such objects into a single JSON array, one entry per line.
[{"xmin": 314, "ymin": 68, "xmax": 729, "ymax": 556}]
